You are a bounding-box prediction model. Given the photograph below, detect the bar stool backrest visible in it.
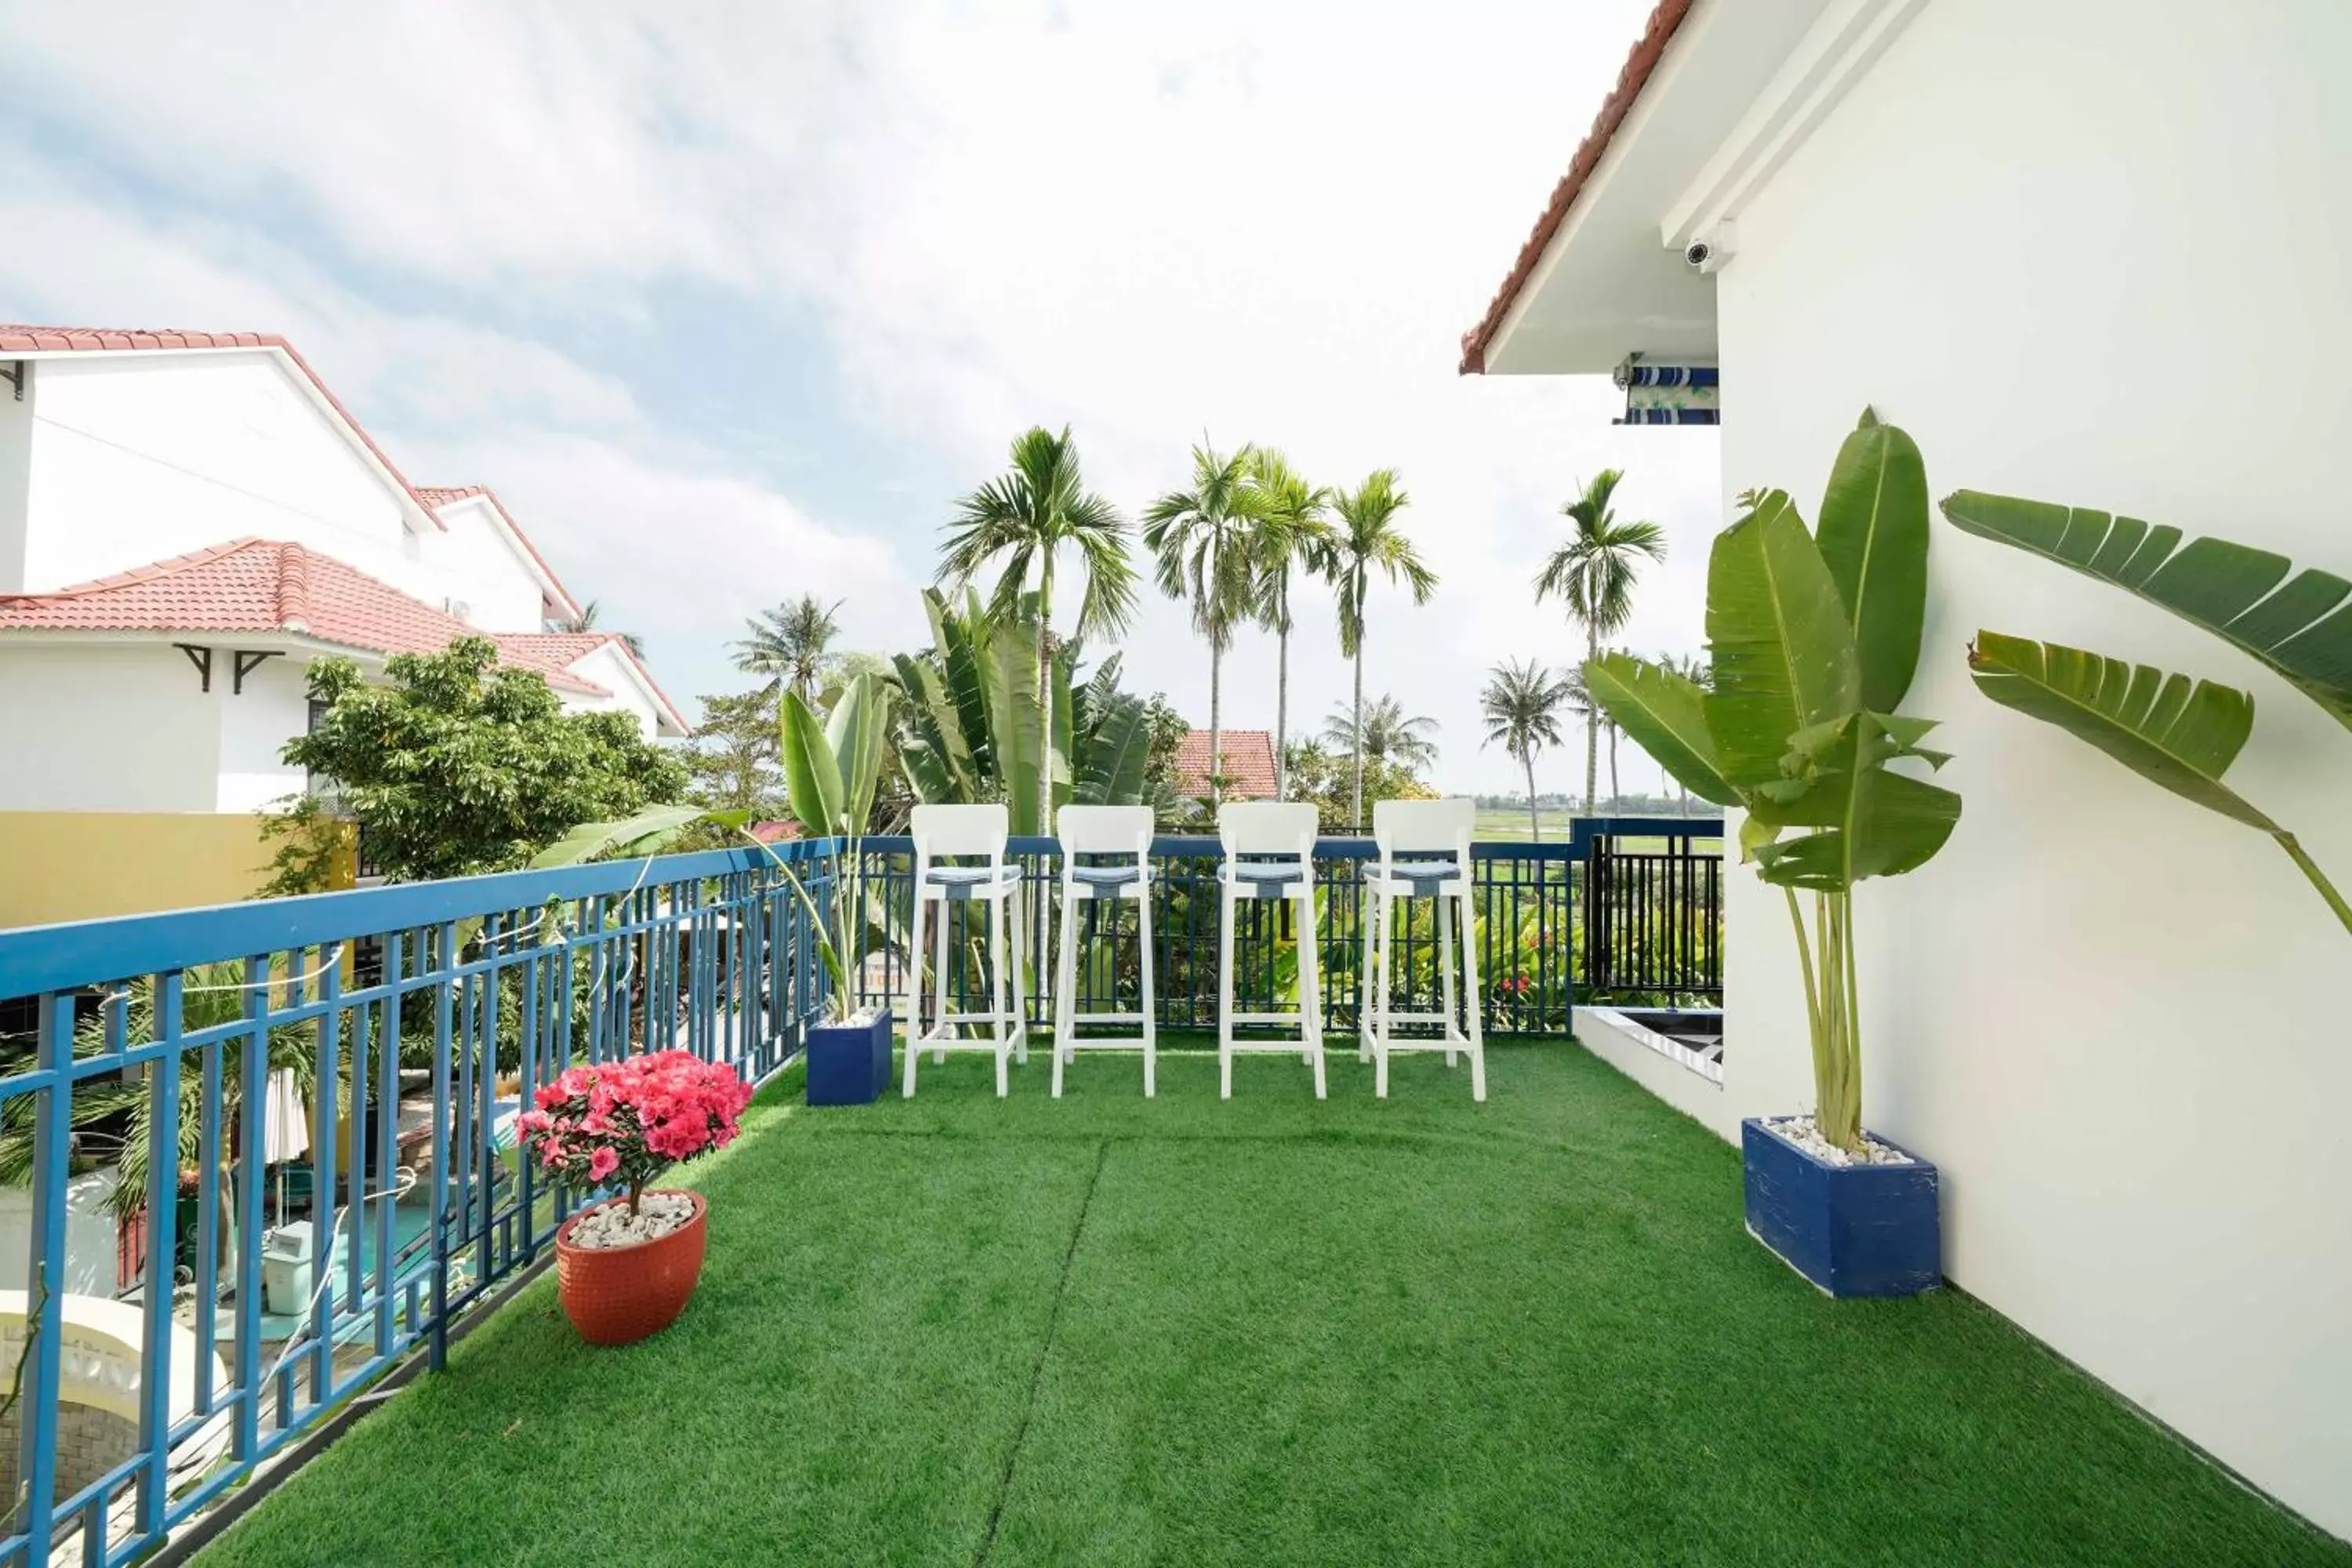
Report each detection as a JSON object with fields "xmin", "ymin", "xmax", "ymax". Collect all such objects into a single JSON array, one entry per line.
[
  {"xmin": 1218, "ymin": 801, "xmax": 1319, "ymax": 862},
  {"xmin": 1055, "ymin": 804, "xmax": 1155, "ymax": 858},
  {"xmin": 912, "ymin": 802, "xmax": 1011, "ymax": 860},
  {"xmin": 1372, "ymin": 797, "xmax": 1475, "ymax": 869}
]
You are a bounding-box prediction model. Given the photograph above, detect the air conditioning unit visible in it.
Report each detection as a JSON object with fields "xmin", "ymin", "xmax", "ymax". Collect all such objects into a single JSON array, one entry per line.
[{"xmin": 445, "ymin": 598, "xmax": 473, "ymax": 620}]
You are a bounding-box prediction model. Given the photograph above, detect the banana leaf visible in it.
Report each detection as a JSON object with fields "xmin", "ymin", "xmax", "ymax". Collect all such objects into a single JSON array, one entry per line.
[
  {"xmin": 891, "ymin": 652, "xmax": 971, "ymax": 803},
  {"xmin": 1966, "ymin": 630, "xmax": 2276, "ymax": 830},
  {"xmin": 1818, "ymin": 408, "xmax": 1929, "ymax": 713},
  {"xmin": 982, "ymin": 612, "xmax": 1046, "ymax": 835},
  {"xmin": 1748, "ymin": 713, "xmax": 1962, "ymax": 889},
  {"xmin": 1704, "ymin": 490, "xmax": 1862, "ymax": 788},
  {"xmin": 1076, "ymin": 693, "xmax": 1152, "ymax": 805},
  {"xmin": 1941, "ymin": 491, "xmax": 2352, "ymax": 732},
  {"xmin": 826, "ymin": 673, "xmax": 891, "ymax": 832},
  {"xmin": 781, "ymin": 690, "xmax": 845, "ymax": 837},
  {"xmin": 1581, "ymin": 652, "xmax": 1739, "ymax": 807},
  {"xmin": 528, "ymin": 804, "xmax": 748, "ymax": 868}
]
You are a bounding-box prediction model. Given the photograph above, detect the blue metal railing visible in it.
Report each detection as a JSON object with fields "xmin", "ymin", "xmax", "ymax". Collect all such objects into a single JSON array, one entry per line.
[
  {"xmin": 0, "ymin": 819, "xmax": 1718, "ymax": 1564},
  {"xmin": 0, "ymin": 841, "xmax": 832, "ymax": 1566}
]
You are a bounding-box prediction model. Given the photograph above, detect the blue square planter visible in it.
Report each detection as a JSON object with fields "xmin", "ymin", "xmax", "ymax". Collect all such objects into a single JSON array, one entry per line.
[
  {"xmin": 806, "ymin": 1010, "xmax": 893, "ymax": 1106},
  {"xmin": 1742, "ymin": 1117, "xmax": 1940, "ymax": 1298}
]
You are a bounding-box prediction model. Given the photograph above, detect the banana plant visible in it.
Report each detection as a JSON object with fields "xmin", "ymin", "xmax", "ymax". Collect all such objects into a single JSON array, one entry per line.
[
  {"xmin": 891, "ymin": 586, "xmax": 1152, "ymax": 832},
  {"xmin": 1581, "ymin": 410, "xmax": 1961, "ymax": 1152},
  {"xmin": 1943, "ymin": 492, "xmax": 2352, "ymax": 935},
  {"xmin": 774, "ymin": 673, "xmax": 893, "ymax": 1020}
]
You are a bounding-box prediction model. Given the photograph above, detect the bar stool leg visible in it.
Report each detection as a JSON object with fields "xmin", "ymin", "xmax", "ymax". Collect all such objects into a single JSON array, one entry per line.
[
  {"xmin": 1052, "ymin": 880, "xmax": 1077, "ymax": 1098},
  {"xmin": 1300, "ymin": 886, "xmax": 1326, "ymax": 1099},
  {"xmin": 931, "ymin": 900, "xmax": 949, "ymax": 1065},
  {"xmin": 1358, "ymin": 877, "xmax": 1375, "ymax": 1064},
  {"xmin": 989, "ymin": 891, "xmax": 1011, "ymax": 1097},
  {"xmin": 904, "ymin": 891, "xmax": 926, "ymax": 1098},
  {"xmin": 1138, "ymin": 884, "xmax": 1157, "ymax": 1099},
  {"xmin": 1439, "ymin": 894, "xmax": 1459, "ymax": 1069},
  {"xmin": 1218, "ymin": 883, "xmax": 1237, "ymax": 1099},
  {"xmin": 1011, "ymin": 884, "xmax": 1030, "ymax": 1065},
  {"xmin": 1373, "ymin": 887, "xmax": 1393, "ymax": 1099},
  {"xmin": 1461, "ymin": 888, "xmax": 1487, "ymax": 1102}
]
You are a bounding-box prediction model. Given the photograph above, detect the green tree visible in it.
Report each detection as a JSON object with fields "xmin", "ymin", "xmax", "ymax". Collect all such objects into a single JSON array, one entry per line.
[
  {"xmin": 1479, "ymin": 659, "xmax": 1575, "ymax": 840},
  {"xmin": 1242, "ymin": 447, "xmax": 1334, "ymax": 800},
  {"xmin": 1283, "ymin": 739, "xmax": 1433, "ymax": 833},
  {"xmin": 682, "ymin": 689, "xmax": 786, "ymax": 821},
  {"xmin": 938, "ymin": 426, "xmax": 1138, "ymax": 824},
  {"xmin": 1322, "ymin": 693, "xmax": 1439, "ymax": 773},
  {"xmin": 1328, "ymin": 470, "xmax": 1437, "ymax": 829},
  {"xmin": 281, "ymin": 637, "xmax": 686, "ymax": 882},
  {"xmin": 1534, "ymin": 470, "xmax": 1667, "ymax": 816},
  {"xmin": 1142, "ymin": 439, "xmax": 1267, "ymax": 806},
  {"xmin": 733, "ymin": 593, "xmax": 844, "ymax": 706}
]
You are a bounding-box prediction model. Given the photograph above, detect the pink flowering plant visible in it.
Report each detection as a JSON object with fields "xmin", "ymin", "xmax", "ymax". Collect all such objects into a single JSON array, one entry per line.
[{"xmin": 516, "ymin": 1050, "xmax": 753, "ymax": 1218}]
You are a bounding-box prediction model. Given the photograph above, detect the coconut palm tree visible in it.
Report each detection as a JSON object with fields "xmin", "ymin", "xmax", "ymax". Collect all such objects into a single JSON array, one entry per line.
[
  {"xmin": 1142, "ymin": 439, "xmax": 1267, "ymax": 806},
  {"xmin": 1479, "ymin": 659, "xmax": 1575, "ymax": 840},
  {"xmin": 1327, "ymin": 470, "xmax": 1437, "ymax": 829},
  {"xmin": 733, "ymin": 593, "xmax": 844, "ymax": 706},
  {"xmin": 1321, "ymin": 694, "xmax": 1440, "ymax": 773},
  {"xmin": 1533, "ymin": 470, "xmax": 1666, "ymax": 816},
  {"xmin": 1241, "ymin": 447, "xmax": 1334, "ymax": 800},
  {"xmin": 938, "ymin": 426, "xmax": 1137, "ymax": 821},
  {"xmin": 554, "ymin": 600, "xmax": 644, "ymax": 659}
]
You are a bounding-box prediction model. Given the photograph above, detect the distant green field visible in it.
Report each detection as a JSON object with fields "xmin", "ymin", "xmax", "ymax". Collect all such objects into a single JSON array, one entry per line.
[{"xmin": 1472, "ymin": 808, "xmax": 1722, "ymax": 844}]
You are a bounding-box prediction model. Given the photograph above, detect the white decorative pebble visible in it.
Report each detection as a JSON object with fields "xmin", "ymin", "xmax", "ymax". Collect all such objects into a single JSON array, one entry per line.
[
  {"xmin": 1765, "ymin": 1116, "xmax": 1914, "ymax": 1167},
  {"xmin": 567, "ymin": 1191, "xmax": 697, "ymax": 1250}
]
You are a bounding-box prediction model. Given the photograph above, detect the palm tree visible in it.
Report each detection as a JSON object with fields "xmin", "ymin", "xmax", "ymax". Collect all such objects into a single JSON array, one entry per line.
[
  {"xmin": 1142, "ymin": 440, "xmax": 1267, "ymax": 806},
  {"xmin": 734, "ymin": 593, "xmax": 844, "ymax": 706},
  {"xmin": 1479, "ymin": 659, "xmax": 1574, "ymax": 840},
  {"xmin": 554, "ymin": 600, "xmax": 644, "ymax": 659},
  {"xmin": 1534, "ymin": 470, "xmax": 1666, "ymax": 818},
  {"xmin": 938, "ymin": 426, "xmax": 1136, "ymax": 819},
  {"xmin": 1327, "ymin": 470, "xmax": 1437, "ymax": 829},
  {"xmin": 1242, "ymin": 447, "xmax": 1334, "ymax": 800},
  {"xmin": 1322, "ymin": 694, "xmax": 1440, "ymax": 773}
]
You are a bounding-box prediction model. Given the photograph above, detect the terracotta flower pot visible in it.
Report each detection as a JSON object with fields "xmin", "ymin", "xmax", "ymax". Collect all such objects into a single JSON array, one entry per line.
[{"xmin": 554, "ymin": 1189, "xmax": 709, "ymax": 1346}]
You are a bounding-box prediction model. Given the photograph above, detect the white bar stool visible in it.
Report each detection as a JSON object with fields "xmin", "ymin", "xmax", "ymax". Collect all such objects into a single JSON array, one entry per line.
[
  {"xmin": 1215, "ymin": 802, "xmax": 1326, "ymax": 1099},
  {"xmin": 1050, "ymin": 804, "xmax": 1157, "ymax": 1098},
  {"xmin": 904, "ymin": 803, "xmax": 1028, "ymax": 1097},
  {"xmin": 1360, "ymin": 797, "xmax": 1485, "ymax": 1101}
]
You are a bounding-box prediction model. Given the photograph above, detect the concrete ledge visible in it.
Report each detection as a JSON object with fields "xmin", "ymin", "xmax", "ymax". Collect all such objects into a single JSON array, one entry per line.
[{"xmin": 1576, "ymin": 1006, "xmax": 1735, "ymax": 1142}]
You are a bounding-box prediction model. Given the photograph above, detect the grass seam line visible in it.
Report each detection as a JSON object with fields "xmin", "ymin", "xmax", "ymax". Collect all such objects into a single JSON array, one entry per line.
[{"xmin": 974, "ymin": 1134, "xmax": 1111, "ymax": 1568}]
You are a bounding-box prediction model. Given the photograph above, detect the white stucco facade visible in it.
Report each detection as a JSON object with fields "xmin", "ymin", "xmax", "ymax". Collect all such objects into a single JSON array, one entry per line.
[{"xmin": 1482, "ymin": 0, "xmax": 2352, "ymax": 1540}]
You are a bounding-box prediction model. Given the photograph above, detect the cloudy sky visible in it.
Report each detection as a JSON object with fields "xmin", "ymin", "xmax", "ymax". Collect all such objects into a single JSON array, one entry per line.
[{"xmin": 0, "ymin": 0, "xmax": 1722, "ymax": 796}]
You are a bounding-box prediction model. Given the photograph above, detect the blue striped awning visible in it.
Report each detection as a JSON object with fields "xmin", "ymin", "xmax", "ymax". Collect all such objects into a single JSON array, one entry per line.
[{"xmin": 1613, "ymin": 358, "xmax": 1719, "ymax": 425}]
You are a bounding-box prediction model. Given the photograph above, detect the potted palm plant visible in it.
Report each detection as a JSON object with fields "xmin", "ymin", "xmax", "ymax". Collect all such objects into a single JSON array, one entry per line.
[
  {"xmin": 770, "ymin": 673, "xmax": 895, "ymax": 1105},
  {"xmin": 1582, "ymin": 410, "xmax": 1962, "ymax": 1297}
]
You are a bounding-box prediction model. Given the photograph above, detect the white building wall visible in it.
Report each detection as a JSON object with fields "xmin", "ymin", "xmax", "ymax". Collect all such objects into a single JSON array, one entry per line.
[
  {"xmin": 1712, "ymin": 0, "xmax": 2352, "ymax": 1537},
  {"xmin": 0, "ymin": 644, "xmax": 220, "ymax": 812},
  {"xmin": 560, "ymin": 643, "xmax": 665, "ymax": 736},
  {"xmin": 214, "ymin": 655, "xmax": 314, "ymax": 814},
  {"xmin": 0, "ymin": 365, "xmax": 31, "ymax": 592},
  {"xmin": 415, "ymin": 497, "xmax": 550, "ymax": 632}
]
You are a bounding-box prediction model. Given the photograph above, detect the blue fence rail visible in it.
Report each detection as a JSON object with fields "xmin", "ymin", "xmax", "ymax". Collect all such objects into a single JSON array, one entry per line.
[{"xmin": 0, "ymin": 818, "xmax": 1717, "ymax": 1565}]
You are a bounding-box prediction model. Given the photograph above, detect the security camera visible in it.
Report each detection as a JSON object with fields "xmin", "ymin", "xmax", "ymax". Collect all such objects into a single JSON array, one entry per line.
[{"xmin": 1682, "ymin": 223, "xmax": 1737, "ymax": 274}]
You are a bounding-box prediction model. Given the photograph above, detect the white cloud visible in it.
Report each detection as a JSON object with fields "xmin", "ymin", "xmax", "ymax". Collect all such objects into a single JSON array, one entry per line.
[{"xmin": 0, "ymin": 0, "xmax": 1726, "ymax": 791}]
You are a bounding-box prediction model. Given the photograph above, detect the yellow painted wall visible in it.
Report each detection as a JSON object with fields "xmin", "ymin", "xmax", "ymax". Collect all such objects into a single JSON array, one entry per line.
[{"xmin": 0, "ymin": 812, "xmax": 355, "ymax": 929}]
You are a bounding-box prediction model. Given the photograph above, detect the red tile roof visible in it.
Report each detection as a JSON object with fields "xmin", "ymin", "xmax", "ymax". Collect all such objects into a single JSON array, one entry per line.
[
  {"xmin": 412, "ymin": 483, "xmax": 584, "ymax": 621},
  {"xmin": 1174, "ymin": 729, "xmax": 1279, "ymax": 800},
  {"xmin": 0, "ymin": 538, "xmax": 611, "ymax": 696},
  {"xmin": 496, "ymin": 629, "xmax": 691, "ymax": 735},
  {"xmin": 1457, "ymin": 0, "xmax": 1694, "ymax": 375},
  {"xmin": 0, "ymin": 324, "xmax": 445, "ymax": 528}
]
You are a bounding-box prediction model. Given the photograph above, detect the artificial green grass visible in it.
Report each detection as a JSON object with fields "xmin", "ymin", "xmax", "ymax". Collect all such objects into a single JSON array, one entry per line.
[{"xmin": 203, "ymin": 1039, "xmax": 2346, "ymax": 1567}]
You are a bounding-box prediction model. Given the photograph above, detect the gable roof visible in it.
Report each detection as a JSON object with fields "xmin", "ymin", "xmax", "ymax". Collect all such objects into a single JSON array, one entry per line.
[
  {"xmin": 413, "ymin": 483, "xmax": 585, "ymax": 621},
  {"xmin": 1457, "ymin": 0, "xmax": 1695, "ymax": 374},
  {"xmin": 0, "ymin": 324, "xmax": 444, "ymax": 529},
  {"xmin": 498, "ymin": 630, "xmax": 690, "ymax": 736},
  {"xmin": 1174, "ymin": 729, "xmax": 1279, "ymax": 800},
  {"xmin": 0, "ymin": 538, "xmax": 611, "ymax": 696}
]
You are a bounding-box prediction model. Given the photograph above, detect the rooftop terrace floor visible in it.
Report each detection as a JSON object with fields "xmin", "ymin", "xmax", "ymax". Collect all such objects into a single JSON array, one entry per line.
[{"xmin": 205, "ymin": 1038, "xmax": 2346, "ymax": 1566}]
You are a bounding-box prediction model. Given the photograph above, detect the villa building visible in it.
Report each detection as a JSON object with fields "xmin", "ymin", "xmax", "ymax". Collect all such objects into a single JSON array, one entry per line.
[
  {"xmin": 0, "ymin": 325, "xmax": 686, "ymax": 927},
  {"xmin": 1461, "ymin": 0, "xmax": 2350, "ymax": 1537}
]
